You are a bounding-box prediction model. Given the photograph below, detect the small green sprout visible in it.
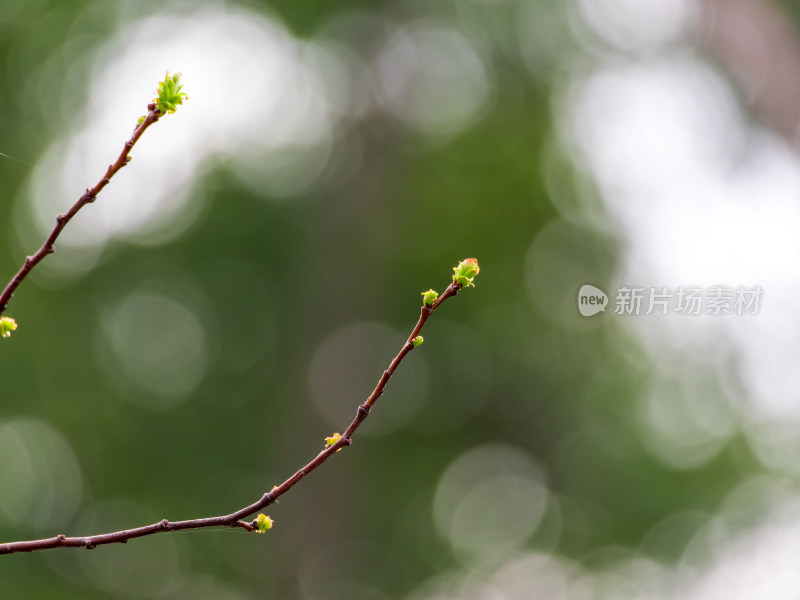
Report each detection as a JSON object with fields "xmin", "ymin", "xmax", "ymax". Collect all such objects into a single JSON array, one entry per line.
[
  {"xmin": 412, "ymin": 336, "xmax": 424, "ymax": 347},
  {"xmin": 1, "ymin": 317, "xmax": 18, "ymax": 339},
  {"xmin": 154, "ymin": 71, "xmax": 188, "ymax": 115},
  {"xmin": 421, "ymin": 289, "xmax": 438, "ymax": 307},
  {"xmin": 254, "ymin": 513, "xmax": 273, "ymax": 533},
  {"xmin": 452, "ymin": 258, "xmax": 480, "ymax": 288},
  {"xmin": 325, "ymin": 433, "xmax": 343, "ymax": 451}
]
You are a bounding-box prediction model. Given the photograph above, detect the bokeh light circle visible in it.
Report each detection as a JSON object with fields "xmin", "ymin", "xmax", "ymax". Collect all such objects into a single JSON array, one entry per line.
[
  {"xmin": 98, "ymin": 284, "xmax": 209, "ymax": 408},
  {"xmin": 75, "ymin": 498, "xmax": 187, "ymax": 598},
  {"xmin": 372, "ymin": 21, "xmax": 491, "ymax": 138},
  {"xmin": 433, "ymin": 444, "xmax": 549, "ymax": 560},
  {"xmin": 0, "ymin": 419, "xmax": 82, "ymax": 530},
  {"xmin": 308, "ymin": 321, "xmax": 429, "ymax": 436}
]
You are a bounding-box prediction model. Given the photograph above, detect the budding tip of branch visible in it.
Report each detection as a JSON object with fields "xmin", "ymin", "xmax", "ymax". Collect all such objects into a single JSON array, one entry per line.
[
  {"xmin": 153, "ymin": 71, "xmax": 188, "ymax": 116},
  {"xmin": 452, "ymin": 258, "xmax": 480, "ymax": 288},
  {"xmin": 421, "ymin": 289, "xmax": 438, "ymax": 307}
]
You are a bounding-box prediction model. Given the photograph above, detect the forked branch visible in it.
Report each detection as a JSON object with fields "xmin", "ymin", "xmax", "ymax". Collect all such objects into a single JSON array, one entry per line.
[{"xmin": 0, "ymin": 71, "xmax": 481, "ymax": 555}]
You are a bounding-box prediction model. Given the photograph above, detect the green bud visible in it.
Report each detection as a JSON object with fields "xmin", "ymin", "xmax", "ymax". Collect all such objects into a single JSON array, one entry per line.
[
  {"xmin": 325, "ymin": 433, "xmax": 343, "ymax": 451},
  {"xmin": 421, "ymin": 289, "xmax": 438, "ymax": 307},
  {"xmin": 255, "ymin": 513, "xmax": 273, "ymax": 533},
  {"xmin": 136, "ymin": 115, "xmax": 146, "ymax": 127},
  {"xmin": 412, "ymin": 336, "xmax": 424, "ymax": 347},
  {"xmin": 452, "ymin": 258, "xmax": 480, "ymax": 288},
  {"xmin": 154, "ymin": 71, "xmax": 188, "ymax": 115},
  {"xmin": 0, "ymin": 317, "xmax": 18, "ymax": 339}
]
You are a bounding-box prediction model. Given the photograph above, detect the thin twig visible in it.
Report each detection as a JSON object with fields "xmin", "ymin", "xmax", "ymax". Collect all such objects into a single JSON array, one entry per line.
[
  {"xmin": 0, "ymin": 105, "xmax": 162, "ymax": 316},
  {"xmin": 0, "ymin": 281, "xmax": 462, "ymax": 554}
]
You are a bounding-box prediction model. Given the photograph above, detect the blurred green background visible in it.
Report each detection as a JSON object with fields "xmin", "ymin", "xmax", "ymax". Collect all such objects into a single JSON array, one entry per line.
[{"xmin": 3, "ymin": 0, "xmax": 800, "ymax": 598}]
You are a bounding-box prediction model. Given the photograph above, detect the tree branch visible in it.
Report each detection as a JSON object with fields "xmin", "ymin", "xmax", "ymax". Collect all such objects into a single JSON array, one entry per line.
[
  {"xmin": 0, "ymin": 106, "xmax": 162, "ymax": 317},
  {"xmin": 0, "ymin": 278, "xmax": 470, "ymax": 554}
]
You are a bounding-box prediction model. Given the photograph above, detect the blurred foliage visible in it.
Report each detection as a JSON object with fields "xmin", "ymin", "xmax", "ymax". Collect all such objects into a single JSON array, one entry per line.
[{"xmin": 0, "ymin": 0, "xmax": 769, "ymax": 598}]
